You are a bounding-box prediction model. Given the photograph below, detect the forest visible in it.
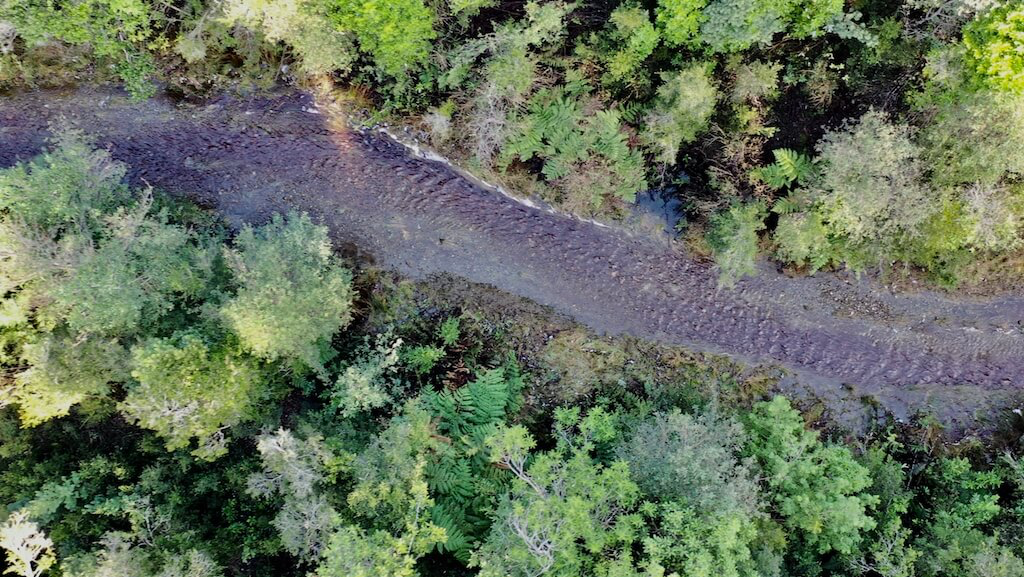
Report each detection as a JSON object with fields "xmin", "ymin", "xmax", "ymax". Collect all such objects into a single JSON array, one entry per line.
[{"xmin": 1, "ymin": 1, "xmax": 1024, "ymax": 577}]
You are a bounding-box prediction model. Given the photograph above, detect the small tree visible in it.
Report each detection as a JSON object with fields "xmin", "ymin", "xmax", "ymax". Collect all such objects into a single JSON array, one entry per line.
[
  {"xmin": 220, "ymin": 212, "xmax": 354, "ymax": 370},
  {"xmin": 473, "ymin": 408, "xmax": 641, "ymax": 577},
  {"xmin": 247, "ymin": 429, "xmax": 339, "ymax": 559},
  {"xmin": 744, "ymin": 397, "xmax": 878, "ymax": 555},
  {"xmin": 643, "ymin": 63, "xmax": 719, "ymax": 165},
  {"xmin": 122, "ymin": 333, "xmax": 265, "ymax": 460},
  {"xmin": 707, "ymin": 201, "xmax": 767, "ymax": 288},
  {"xmin": 806, "ymin": 110, "xmax": 936, "ymax": 268},
  {"xmin": 13, "ymin": 333, "xmax": 128, "ymax": 426},
  {"xmin": 0, "ymin": 511, "xmax": 54, "ymax": 577},
  {"xmin": 616, "ymin": 410, "xmax": 761, "ymax": 518}
]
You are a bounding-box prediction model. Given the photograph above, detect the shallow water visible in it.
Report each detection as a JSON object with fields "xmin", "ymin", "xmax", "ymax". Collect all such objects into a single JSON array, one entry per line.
[{"xmin": 2, "ymin": 86, "xmax": 1022, "ymax": 430}]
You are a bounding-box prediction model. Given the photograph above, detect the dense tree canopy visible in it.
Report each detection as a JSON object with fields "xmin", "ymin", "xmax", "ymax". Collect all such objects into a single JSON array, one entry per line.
[{"xmin": 3, "ymin": 2, "xmax": 1024, "ymax": 577}]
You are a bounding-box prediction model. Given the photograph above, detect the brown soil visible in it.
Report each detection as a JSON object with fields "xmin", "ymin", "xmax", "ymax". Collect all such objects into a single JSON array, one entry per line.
[{"xmin": 2, "ymin": 86, "xmax": 1022, "ymax": 428}]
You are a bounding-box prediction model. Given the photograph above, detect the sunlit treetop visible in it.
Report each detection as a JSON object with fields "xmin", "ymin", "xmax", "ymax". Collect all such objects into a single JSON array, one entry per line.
[{"xmin": 963, "ymin": 4, "xmax": 1024, "ymax": 93}]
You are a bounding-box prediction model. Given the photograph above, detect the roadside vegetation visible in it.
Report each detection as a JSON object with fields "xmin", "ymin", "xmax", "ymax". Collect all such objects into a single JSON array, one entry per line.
[
  {"xmin": 2, "ymin": 131, "xmax": 1024, "ymax": 577},
  {"xmin": 1, "ymin": 0, "xmax": 1022, "ymax": 287}
]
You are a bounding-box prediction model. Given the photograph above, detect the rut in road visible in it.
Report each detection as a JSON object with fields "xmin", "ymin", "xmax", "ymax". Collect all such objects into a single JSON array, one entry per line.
[{"xmin": 2, "ymin": 87, "xmax": 1022, "ymax": 421}]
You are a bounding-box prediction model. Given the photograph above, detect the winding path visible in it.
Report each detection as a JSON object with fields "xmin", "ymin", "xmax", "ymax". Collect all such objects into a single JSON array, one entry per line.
[{"xmin": 2, "ymin": 87, "xmax": 1022, "ymax": 422}]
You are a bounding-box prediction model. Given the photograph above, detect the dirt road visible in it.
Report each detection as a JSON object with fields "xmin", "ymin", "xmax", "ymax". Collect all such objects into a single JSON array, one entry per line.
[{"xmin": 2, "ymin": 87, "xmax": 1022, "ymax": 425}]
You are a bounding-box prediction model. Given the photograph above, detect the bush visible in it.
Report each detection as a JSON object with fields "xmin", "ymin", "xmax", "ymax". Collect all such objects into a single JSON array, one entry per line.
[
  {"xmin": 643, "ymin": 63, "xmax": 719, "ymax": 165},
  {"xmin": 616, "ymin": 410, "xmax": 762, "ymax": 517},
  {"xmin": 331, "ymin": 0, "xmax": 437, "ymax": 81},
  {"xmin": 218, "ymin": 0, "xmax": 354, "ymax": 76},
  {"xmin": 962, "ymin": 4, "xmax": 1024, "ymax": 93},
  {"xmin": 802, "ymin": 110, "xmax": 936, "ymax": 269},
  {"xmin": 580, "ymin": 5, "xmax": 660, "ymax": 92},
  {"xmin": 12, "ymin": 334, "xmax": 127, "ymax": 426},
  {"xmin": 220, "ymin": 212, "xmax": 354, "ymax": 369},
  {"xmin": 707, "ymin": 201, "xmax": 767, "ymax": 288},
  {"xmin": 123, "ymin": 332, "xmax": 265, "ymax": 460},
  {"xmin": 920, "ymin": 90, "xmax": 1024, "ymax": 187},
  {"xmin": 0, "ymin": 0, "xmax": 160, "ymax": 98},
  {"xmin": 744, "ymin": 396, "xmax": 878, "ymax": 555}
]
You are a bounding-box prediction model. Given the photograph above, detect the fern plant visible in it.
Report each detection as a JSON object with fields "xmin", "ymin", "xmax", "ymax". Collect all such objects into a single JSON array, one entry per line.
[
  {"xmin": 751, "ymin": 148, "xmax": 814, "ymax": 190},
  {"xmin": 421, "ymin": 365, "xmax": 523, "ymax": 562},
  {"xmin": 501, "ymin": 87, "xmax": 647, "ymax": 206}
]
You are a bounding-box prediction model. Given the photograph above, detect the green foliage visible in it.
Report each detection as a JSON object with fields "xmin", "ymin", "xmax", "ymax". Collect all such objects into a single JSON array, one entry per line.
[
  {"xmin": 474, "ymin": 408, "xmax": 642, "ymax": 577},
  {"xmin": 221, "ymin": 212, "xmax": 354, "ymax": 369},
  {"xmin": 12, "ymin": 333, "xmax": 128, "ymax": 427},
  {"xmin": 437, "ymin": 316, "xmax": 461, "ymax": 347},
  {"xmin": 247, "ymin": 429, "xmax": 339, "ymax": 559},
  {"xmin": 402, "ymin": 345, "xmax": 445, "ymax": 376},
  {"xmin": 502, "ymin": 88, "xmax": 648, "ymax": 208},
  {"xmin": 122, "ymin": 332, "xmax": 265, "ymax": 460},
  {"xmin": 962, "ymin": 4, "xmax": 1024, "ymax": 93},
  {"xmin": 920, "ymin": 90, "xmax": 1024, "ymax": 187},
  {"xmin": 331, "ymin": 0, "xmax": 437, "ymax": 80},
  {"xmin": 615, "ymin": 410, "xmax": 761, "ymax": 517},
  {"xmin": 730, "ymin": 60, "xmax": 782, "ymax": 104},
  {"xmin": 218, "ymin": 0, "xmax": 354, "ymax": 75},
  {"xmin": 329, "ymin": 334, "xmax": 403, "ymax": 416},
  {"xmin": 772, "ymin": 208, "xmax": 835, "ymax": 273},
  {"xmin": 643, "ymin": 63, "xmax": 719, "ymax": 165},
  {"xmin": 1, "ymin": 134, "xmax": 218, "ymax": 425},
  {"xmin": 0, "ymin": 0, "xmax": 159, "ymax": 97},
  {"xmin": 789, "ymin": 110, "xmax": 937, "ymax": 271},
  {"xmin": 913, "ymin": 457, "xmax": 1023, "ymax": 577},
  {"xmin": 707, "ymin": 201, "xmax": 767, "ymax": 288},
  {"xmin": 315, "ymin": 462, "xmax": 446, "ymax": 577},
  {"xmin": 0, "ymin": 130, "xmax": 129, "ymax": 232},
  {"xmin": 656, "ymin": 0, "xmax": 708, "ymax": 47},
  {"xmin": 581, "ymin": 5, "xmax": 660, "ymax": 92},
  {"xmin": 664, "ymin": 0, "xmax": 869, "ymax": 53},
  {"xmin": 751, "ymin": 148, "xmax": 814, "ymax": 190},
  {"xmin": 347, "ymin": 399, "xmax": 441, "ymax": 529},
  {"xmin": 744, "ymin": 396, "xmax": 878, "ymax": 555},
  {"xmin": 449, "ymin": 0, "xmax": 497, "ymax": 20},
  {"xmin": 423, "ymin": 366, "xmax": 521, "ymax": 561},
  {"xmin": 643, "ymin": 501, "xmax": 761, "ymax": 577}
]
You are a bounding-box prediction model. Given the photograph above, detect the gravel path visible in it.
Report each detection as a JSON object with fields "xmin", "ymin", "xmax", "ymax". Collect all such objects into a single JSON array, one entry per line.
[{"xmin": 2, "ymin": 87, "xmax": 1022, "ymax": 423}]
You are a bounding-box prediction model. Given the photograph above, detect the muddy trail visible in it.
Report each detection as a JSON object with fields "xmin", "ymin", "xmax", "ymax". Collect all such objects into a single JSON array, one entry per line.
[{"xmin": 2, "ymin": 87, "xmax": 1023, "ymax": 426}]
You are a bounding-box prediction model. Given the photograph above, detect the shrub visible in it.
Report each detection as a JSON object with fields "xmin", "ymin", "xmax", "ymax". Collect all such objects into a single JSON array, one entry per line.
[
  {"xmin": 744, "ymin": 396, "xmax": 878, "ymax": 555},
  {"xmin": 475, "ymin": 408, "xmax": 640, "ymax": 577},
  {"xmin": 248, "ymin": 429, "xmax": 339, "ymax": 559},
  {"xmin": 643, "ymin": 501, "xmax": 762, "ymax": 577},
  {"xmin": 220, "ymin": 212, "xmax": 354, "ymax": 369},
  {"xmin": 808, "ymin": 110, "xmax": 936, "ymax": 267},
  {"xmin": 218, "ymin": 0, "xmax": 355, "ymax": 76},
  {"xmin": 615, "ymin": 410, "xmax": 762, "ymax": 517},
  {"xmin": 962, "ymin": 4, "xmax": 1024, "ymax": 93},
  {"xmin": 656, "ymin": 0, "xmax": 708, "ymax": 47},
  {"xmin": 707, "ymin": 201, "xmax": 767, "ymax": 288},
  {"xmin": 122, "ymin": 332, "xmax": 265, "ymax": 460},
  {"xmin": 920, "ymin": 90, "xmax": 1024, "ymax": 187},
  {"xmin": 0, "ymin": 0, "xmax": 160, "ymax": 97},
  {"xmin": 328, "ymin": 335, "xmax": 404, "ymax": 417},
  {"xmin": 331, "ymin": 0, "xmax": 437, "ymax": 80},
  {"xmin": 730, "ymin": 60, "xmax": 783, "ymax": 104},
  {"xmin": 691, "ymin": 0, "xmax": 866, "ymax": 53},
  {"xmin": 12, "ymin": 334, "xmax": 128, "ymax": 427},
  {"xmin": 643, "ymin": 63, "xmax": 719, "ymax": 165},
  {"xmin": 581, "ymin": 5, "xmax": 660, "ymax": 92}
]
